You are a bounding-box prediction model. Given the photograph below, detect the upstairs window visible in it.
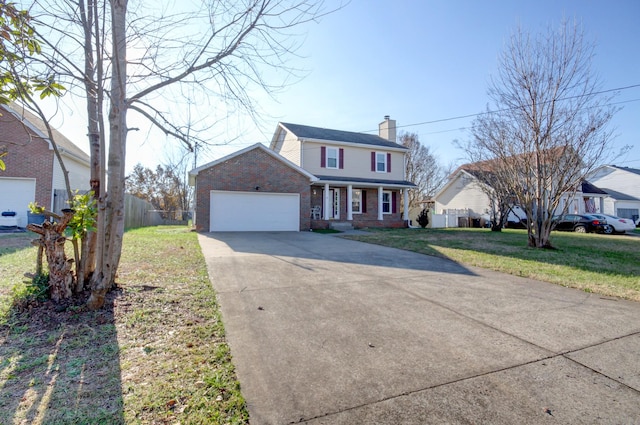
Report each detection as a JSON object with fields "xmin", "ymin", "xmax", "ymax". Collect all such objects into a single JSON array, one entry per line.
[
  {"xmin": 327, "ymin": 147, "xmax": 338, "ymax": 169},
  {"xmin": 376, "ymin": 153, "xmax": 386, "ymax": 172},
  {"xmin": 321, "ymin": 146, "xmax": 344, "ymax": 169},
  {"xmin": 371, "ymin": 152, "xmax": 392, "ymax": 173}
]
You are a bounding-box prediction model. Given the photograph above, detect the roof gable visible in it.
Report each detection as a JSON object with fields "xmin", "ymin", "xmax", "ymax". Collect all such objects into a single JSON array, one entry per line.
[
  {"xmin": 188, "ymin": 143, "xmax": 318, "ymax": 186},
  {"xmin": 278, "ymin": 122, "xmax": 407, "ymax": 150},
  {"xmin": 610, "ymin": 165, "xmax": 640, "ymax": 177},
  {"xmin": 599, "ymin": 187, "xmax": 640, "ymax": 201},
  {"xmin": 580, "ymin": 180, "xmax": 607, "ymax": 195},
  {"xmin": 2, "ymin": 103, "xmax": 90, "ymax": 164}
]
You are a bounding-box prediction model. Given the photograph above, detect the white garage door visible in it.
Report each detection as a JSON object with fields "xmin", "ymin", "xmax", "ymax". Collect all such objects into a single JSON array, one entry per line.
[
  {"xmin": 0, "ymin": 177, "xmax": 36, "ymax": 228},
  {"xmin": 210, "ymin": 190, "xmax": 300, "ymax": 232}
]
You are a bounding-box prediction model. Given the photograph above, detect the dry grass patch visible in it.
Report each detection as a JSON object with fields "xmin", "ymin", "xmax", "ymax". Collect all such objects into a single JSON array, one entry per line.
[{"xmin": 0, "ymin": 226, "xmax": 249, "ymax": 424}]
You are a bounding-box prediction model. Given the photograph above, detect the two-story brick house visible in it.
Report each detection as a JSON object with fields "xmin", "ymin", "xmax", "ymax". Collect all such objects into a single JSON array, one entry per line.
[{"xmin": 189, "ymin": 117, "xmax": 416, "ymax": 232}]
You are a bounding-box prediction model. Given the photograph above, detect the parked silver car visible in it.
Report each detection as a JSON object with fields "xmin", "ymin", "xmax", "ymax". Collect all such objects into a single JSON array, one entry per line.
[{"xmin": 590, "ymin": 214, "xmax": 636, "ymax": 234}]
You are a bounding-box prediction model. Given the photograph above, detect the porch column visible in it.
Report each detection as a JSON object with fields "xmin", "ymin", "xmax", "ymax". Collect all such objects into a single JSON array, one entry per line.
[
  {"xmin": 323, "ymin": 183, "xmax": 330, "ymax": 220},
  {"xmin": 403, "ymin": 188, "xmax": 409, "ymax": 221},
  {"xmin": 347, "ymin": 185, "xmax": 353, "ymax": 221},
  {"xmin": 599, "ymin": 197, "xmax": 604, "ymax": 213},
  {"xmin": 378, "ymin": 186, "xmax": 384, "ymax": 221}
]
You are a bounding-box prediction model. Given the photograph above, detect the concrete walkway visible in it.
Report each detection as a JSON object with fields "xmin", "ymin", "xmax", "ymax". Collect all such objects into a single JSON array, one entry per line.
[{"xmin": 198, "ymin": 232, "xmax": 640, "ymax": 424}]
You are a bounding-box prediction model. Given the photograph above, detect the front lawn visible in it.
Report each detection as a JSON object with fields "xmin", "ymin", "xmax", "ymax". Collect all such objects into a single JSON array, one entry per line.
[
  {"xmin": 0, "ymin": 227, "xmax": 249, "ymax": 424},
  {"xmin": 346, "ymin": 228, "xmax": 640, "ymax": 301}
]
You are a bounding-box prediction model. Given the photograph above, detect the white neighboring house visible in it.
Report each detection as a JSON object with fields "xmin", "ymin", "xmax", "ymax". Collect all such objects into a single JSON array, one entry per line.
[
  {"xmin": 433, "ymin": 165, "xmax": 610, "ymax": 228},
  {"xmin": 587, "ymin": 165, "xmax": 640, "ymax": 224},
  {"xmin": 432, "ymin": 167, "xmax": 525, "ymax": 228}
]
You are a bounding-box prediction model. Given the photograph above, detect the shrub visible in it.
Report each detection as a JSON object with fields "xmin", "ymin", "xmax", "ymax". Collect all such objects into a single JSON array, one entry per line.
[{"xmin": 417, "ymin": 208, "xmax": 429, "ymax": 228}]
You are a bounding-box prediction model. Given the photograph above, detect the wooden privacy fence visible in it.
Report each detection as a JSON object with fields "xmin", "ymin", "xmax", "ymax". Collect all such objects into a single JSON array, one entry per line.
[{"xmin": 53, "ymin": 190, "xmax": 189, "ymax": 229}]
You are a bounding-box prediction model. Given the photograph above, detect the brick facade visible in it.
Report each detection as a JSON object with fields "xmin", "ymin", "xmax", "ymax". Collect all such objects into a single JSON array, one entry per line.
[
  {"xmin": 193, "ymin": 146, "xmax": 312, "ymax": 232},
  {"xmin": 309, "ymin": 188, "xmax": 405, "ymax": 229},
  {"xmin": 0, "ymin": 111, "xmax": 54, "ymax": 208}
]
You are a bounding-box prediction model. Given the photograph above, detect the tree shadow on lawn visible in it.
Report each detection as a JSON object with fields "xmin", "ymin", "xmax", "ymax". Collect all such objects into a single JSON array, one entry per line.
[{"xmin": 0, "ymin": 291, "xmax": 124, "ymax": 424}]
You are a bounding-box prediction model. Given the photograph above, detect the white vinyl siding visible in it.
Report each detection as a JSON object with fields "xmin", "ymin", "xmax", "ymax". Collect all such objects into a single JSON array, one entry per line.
[
  {"xmin": 434, "ymin": 173, "xmax": 490, "ymax": 216},
  {"xmin": 301, "ymin": 141, "xmax": 405, "ymax": 181},
  {"xmin": 52, "ymin": 154, "xmax": 91, "ymax": 196},
  {"xmin": 277, "ymin": 131, "xmax": 303, "ymax": 166}
]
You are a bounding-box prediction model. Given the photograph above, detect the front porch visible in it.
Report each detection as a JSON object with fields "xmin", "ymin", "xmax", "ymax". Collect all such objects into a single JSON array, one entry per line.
[{"xmin": 309, "ymin": 181, "xmax": 411, "ymax": 230}]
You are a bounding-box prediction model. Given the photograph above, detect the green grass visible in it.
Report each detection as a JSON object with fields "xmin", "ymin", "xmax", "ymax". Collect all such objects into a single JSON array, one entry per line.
[
  {"xmin": 346, "ymin": 228, "xmax": 640, "ymax": 301},
  {"xmin": 311, "ymin": 228, "xmax": 341, "ymax": 234},
  {"xmin": 0, "ymin": 227, "xmax": 249, "ymax": 424}
]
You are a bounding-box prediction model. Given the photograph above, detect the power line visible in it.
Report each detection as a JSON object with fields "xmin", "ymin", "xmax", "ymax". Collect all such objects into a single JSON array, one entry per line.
[
  {"xmin": 360, "ymin": 83, "xmax": 640, "ymax": 134},
  {"xmin": 417, "ymin": 97, "xmax": 640, "ymax": 137},
  {"xmin": 196, "ymin": 84, "xmax": 640, "ymax": 163}
]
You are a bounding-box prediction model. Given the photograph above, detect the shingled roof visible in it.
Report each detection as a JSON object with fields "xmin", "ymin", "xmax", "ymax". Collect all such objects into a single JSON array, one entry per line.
[
  {"xmin": 3, "ymin": 103, "xmax": 89, "ymax": 163},
  {"xmin": 580, "ymin": 180, "xmax": 607, "ymax": 195},
  {"xmin": 279, "ymin": 122, "xmax": 407, "ymax": 150},
  {"xmin": 610, "ymin": 165, "xmax": 640, "ymax": 176}
]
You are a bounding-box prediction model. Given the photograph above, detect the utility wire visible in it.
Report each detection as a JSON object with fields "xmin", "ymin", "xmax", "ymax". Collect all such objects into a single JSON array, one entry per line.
[
  {"xmin": 359, "ymin": 83, "xmax": 640, "ymax": 134},
  {"xmin": 196, "ymin": 84, "xmax": 640, "ymax": 162}
]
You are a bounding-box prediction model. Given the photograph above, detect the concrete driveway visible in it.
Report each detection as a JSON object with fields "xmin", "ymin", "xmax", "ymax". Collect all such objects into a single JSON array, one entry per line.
[{"xmin": 198, "ymin": 231, "xmax": 640, "ymax": 424}]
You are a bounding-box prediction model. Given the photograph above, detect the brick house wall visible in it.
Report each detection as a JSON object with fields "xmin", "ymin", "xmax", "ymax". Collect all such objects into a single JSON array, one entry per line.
[
  {"xmin": 0, "ymin": 111, "xmax": 54, "ymax": 208},
  {"xmin": 309, "ymin": 188, "xmax": 405, "ymax": 229},
  {"xmin": 194, "ymin": 147, "xmax": 311, "ymax": 232}
]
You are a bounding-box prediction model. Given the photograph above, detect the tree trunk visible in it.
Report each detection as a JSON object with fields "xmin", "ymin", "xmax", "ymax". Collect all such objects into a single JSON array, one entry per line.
[
  {"xmin": 27, "ymin": 209, "xmax": 76, "ymax": 302},
  {"xmin": 79, "ymin": 0, "xmax": 102, "ymax": 287},
  {"xmin": 87, "ymin": 0, "xmax": 128, "ymax": 310}
]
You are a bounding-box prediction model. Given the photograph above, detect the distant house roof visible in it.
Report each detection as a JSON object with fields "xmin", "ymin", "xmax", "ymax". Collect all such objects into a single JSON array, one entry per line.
[
  {"xmin": 609, "ymin": 165, "xmax": 640, "ymax": 177},
  {"xmin": 279, "ymin": 122, "xmax": 407, "ymax": 150},
  {"xmin": 581, "ymin": 180, "xmax": 607, "ymax": 195},
  {"xmin": 600, "ymin": 188, "xmax": 640, "ymax": 201},
  {"xmin": 2, "ymin": 103, "xmax": 90, "ymax": 164}
]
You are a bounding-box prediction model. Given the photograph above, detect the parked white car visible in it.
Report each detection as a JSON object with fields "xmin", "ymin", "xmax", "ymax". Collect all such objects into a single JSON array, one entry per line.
[{"xmin": 590, "ymin": 214, "xmax": 636, "ymax": 234}]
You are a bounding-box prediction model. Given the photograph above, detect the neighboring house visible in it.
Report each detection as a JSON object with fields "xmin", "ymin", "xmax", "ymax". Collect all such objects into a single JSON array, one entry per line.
[
  {"xmin": 189, "ymin": 116, "xmax": 416, "ymax": 232},
  {"xmin": 433, "ymin": 162, "xmax": 608, "ymax": 228},
  {"xmin": 587, "ymin": 165, "xmax": 640, "ymax": 223},
  {"xmin": 556, "ymin": 180, "xmax": 609, "ymax": 218},
  {"xmin": 0, "ymin": 103, "xmax": 90, "ymax": 228}
]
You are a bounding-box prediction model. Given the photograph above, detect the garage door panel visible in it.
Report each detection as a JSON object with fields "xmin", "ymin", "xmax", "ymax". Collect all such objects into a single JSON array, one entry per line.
[
  {"xmin": 0, "ymin": 178, "xmax": 36, "ymax": 228},
  {"xmin": 210, "ymin": 191, "xmax": 299, "ymax": 232}
]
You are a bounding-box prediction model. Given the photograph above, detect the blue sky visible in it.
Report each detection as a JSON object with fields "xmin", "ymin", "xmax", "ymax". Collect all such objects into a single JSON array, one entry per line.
[{"xmin": 56, "ymin": 0, "xmax": 640, "ymax": 172}]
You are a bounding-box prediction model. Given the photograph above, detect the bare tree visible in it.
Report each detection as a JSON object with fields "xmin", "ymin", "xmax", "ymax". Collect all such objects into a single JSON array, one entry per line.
[
  {"xmin": 399, "ymin": 132, "xmax": 448, "ymax": 210},
  {"xmin": 456, "ymin": 161, "xmax": 517, "ymax": 231},
  {"xmin": 25, "ymin": 0, "xmax": 339, "ymax": 308},
  {"xmin": 470, "ymin": 21, "xmax": 617, "ymax": 248},
  {"xmin": 125, "ymin": 160, "xmax": 192, "ymax": 220}
]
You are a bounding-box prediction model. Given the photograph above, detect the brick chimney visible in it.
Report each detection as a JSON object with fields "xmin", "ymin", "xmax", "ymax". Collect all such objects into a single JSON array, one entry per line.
[{"xmin": 379, "ymin": 115, "xmax": 396, "ymax": 142}]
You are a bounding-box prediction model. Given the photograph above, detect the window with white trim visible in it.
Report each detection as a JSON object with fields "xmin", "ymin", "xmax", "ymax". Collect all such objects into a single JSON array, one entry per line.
[
  {"xmin": 352, "ymin": 189, "xmax": 362, "ymax": 213},
  {"xmin": 382, "ymin": 191, "xmax": 391, "ymax": 214},
  {"xmin": 376, "ymin": 152, "xmax": 387, "ymax": 172},
  {"xmin": 326, "ymin": 147, "xmax": 338, "ymax": 169}
]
